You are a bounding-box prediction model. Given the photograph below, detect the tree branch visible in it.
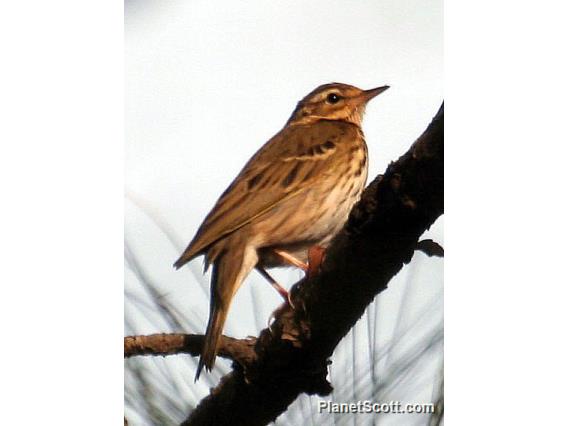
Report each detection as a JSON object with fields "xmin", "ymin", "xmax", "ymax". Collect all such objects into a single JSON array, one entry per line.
[
  {"xmin": 180, "ymin": 103, "xmax": 444, "ymax": 425},
  {"xmin": 124, "ymin": 333, "xmax": 257, "ymax": 367}
]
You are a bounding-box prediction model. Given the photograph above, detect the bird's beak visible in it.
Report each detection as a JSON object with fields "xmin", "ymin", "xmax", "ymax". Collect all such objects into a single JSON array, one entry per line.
[{"xmin": 362, "ymin": 85, "xmax": 390, "ymax": 102}]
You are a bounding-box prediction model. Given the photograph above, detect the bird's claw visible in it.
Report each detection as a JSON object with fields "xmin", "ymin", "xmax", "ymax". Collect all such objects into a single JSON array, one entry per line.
[{"xmin": 287, "ymin": 290, "xmax": 297, "ymax": 310}]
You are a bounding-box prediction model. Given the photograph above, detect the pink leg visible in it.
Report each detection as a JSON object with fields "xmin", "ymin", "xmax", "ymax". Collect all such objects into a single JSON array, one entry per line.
[
  {"xmin": 273, "ymin": 249, "xmax": 308, "ymax": 271},
  {"xmin": 256, "ymin": 267, "xmax": 288, "ymax": 300},
  {"xmin": 256, "ymin": 267, "xmax": 296, "ymax": 310}
]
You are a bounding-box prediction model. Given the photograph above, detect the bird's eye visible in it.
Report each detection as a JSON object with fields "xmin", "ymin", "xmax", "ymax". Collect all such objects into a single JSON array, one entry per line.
[{"xmin": 326, "ymin": 93, "xmax": 341, "ymax": 104}]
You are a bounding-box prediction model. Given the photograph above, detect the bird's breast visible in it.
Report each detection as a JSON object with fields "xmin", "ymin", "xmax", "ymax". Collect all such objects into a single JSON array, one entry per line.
[{"xmin": 253, "ymin": 134, "xmax": 368, "ymax": 265}]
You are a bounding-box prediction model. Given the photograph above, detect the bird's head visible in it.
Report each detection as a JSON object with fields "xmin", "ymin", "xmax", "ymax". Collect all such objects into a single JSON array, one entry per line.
[{"xmin": 287, "ymin": 83, "xmax": 389, "ymax": 126}]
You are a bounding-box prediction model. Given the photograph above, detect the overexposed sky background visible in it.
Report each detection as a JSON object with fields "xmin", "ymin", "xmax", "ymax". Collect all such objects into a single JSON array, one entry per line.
[
  {"xmin": 125, "ymin": 0, "xmax": 442, "ymax": 239},
  {"xmin": 125, "ymin": 1, "xmax": 443, "ymax": 425}
]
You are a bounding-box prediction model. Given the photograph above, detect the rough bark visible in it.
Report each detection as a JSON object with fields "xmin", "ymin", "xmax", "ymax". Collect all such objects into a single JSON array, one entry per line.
[
  {"xmin": 124, "ymin": 333, "xmax": 256, "ymax": 366},
  {"xmin": 177, "ymin": 103, "xmax": 444, "ymax": 425}
]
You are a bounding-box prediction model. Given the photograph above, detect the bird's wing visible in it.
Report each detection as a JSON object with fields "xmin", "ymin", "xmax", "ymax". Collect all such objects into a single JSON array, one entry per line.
[{"xmin": 174, "ymin": 119, "xmax": 361, "ymax": 267}]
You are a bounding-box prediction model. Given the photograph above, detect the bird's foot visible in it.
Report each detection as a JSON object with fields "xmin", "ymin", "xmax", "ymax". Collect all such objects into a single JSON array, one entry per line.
[
  {"xmin": 269, "ymin": 278, "xmax": 296, "ymax": 311},
  {"xmin": 287, "ymin": 289, "xmax": 297, "ymax": 310},
  {"xmin": 267, "ymin": 299, "xmax": 296, "ymax": 334},
  {"xmin": 307, "ymin": 245, "xmax": 326, "ymax": 279}
]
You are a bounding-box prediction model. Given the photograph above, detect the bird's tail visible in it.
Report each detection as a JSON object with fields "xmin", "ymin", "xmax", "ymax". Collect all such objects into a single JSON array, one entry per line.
[
  {"xmin": 195, "ymin": 247, "xmax": 250, "ymax": 381},
  {"xmin": 195, "ymin": 293, "xmax": 228, "ymax": 381}
]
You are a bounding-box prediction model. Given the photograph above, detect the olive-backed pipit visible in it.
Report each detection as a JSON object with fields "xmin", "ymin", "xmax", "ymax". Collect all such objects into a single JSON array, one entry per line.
[{"xmin": 174, "ymin": 82, "xmax": 389, "ymax": 380}]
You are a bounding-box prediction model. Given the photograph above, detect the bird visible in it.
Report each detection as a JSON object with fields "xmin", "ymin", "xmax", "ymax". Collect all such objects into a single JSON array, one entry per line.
[{"xmin": 174, "ymin": 82, "xmax": 389, "ymax": 380}]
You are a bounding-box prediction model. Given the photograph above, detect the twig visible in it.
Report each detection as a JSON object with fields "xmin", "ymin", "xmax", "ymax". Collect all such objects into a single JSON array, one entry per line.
[{"xmin": 124, "ymin": 333, "xmax": 256, "ymax": 367}]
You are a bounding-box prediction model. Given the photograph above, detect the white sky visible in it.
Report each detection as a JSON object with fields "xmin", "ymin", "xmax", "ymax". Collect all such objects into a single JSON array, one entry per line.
[{"xmin": 126, "ymin": 0, "xmax": 443, "ymax": 242}]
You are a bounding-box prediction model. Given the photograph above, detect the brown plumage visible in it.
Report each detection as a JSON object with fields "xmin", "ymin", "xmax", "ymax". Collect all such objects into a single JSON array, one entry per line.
[{"xmin": 174, "ymin": 82, "xmax": 389, "ymax": 380}]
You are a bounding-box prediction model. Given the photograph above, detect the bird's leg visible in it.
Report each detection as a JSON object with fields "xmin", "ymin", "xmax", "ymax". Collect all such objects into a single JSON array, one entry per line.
[
  {"xmin": 307, "ymin": 245, "xmax": 326, "ymax": 279},
  {"xmin": 256, "ymin": 266, "xmax": 289, "ymax": 300},
  {"xmin": 257, "ymin": 267, "xmax": 296, "ymax": 332},
  {"xmin": 272, "ymin": 249, "xmax": 309, "ymax": 271}
]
